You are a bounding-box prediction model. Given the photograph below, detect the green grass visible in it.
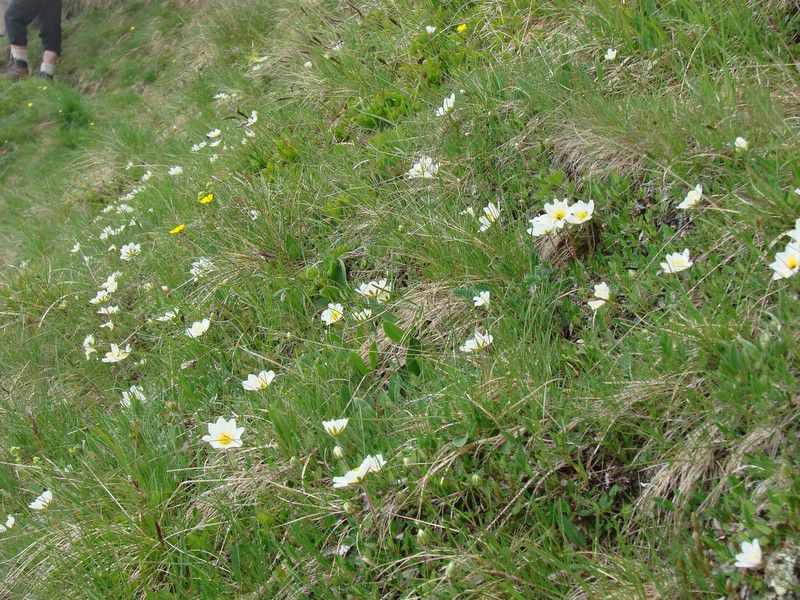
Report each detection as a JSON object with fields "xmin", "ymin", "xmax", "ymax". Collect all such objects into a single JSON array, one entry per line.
[{"xmin": 1, "ymin": 0, "xmax": 799, "ymax": 597}]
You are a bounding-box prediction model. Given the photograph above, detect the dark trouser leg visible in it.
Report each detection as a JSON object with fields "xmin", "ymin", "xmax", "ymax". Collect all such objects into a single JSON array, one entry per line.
[
  {"xmin": 37, "ymin": 0, "xmax": 61, "ymax": 55},
  {"xmin": 5, "ymin": 0, "xmax": 40, "ymax": 48}
]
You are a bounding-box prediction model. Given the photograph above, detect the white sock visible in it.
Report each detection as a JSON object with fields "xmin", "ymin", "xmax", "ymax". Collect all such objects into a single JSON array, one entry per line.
[
  {"xmin": 40, "ymin": 62, "xmax": 56, "ymax": 76},
  {"xmin": 11, "ymin": 47, "xmax": 28, "ymax": 63}
]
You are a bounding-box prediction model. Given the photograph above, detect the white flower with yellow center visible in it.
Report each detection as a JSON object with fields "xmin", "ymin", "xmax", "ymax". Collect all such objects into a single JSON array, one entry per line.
[
  {"xmin": 201, "ymin": 417, "xmax": 244, "ymax": 450},
  {"xmin": 322, "ymin": 418, "xmax": 349, "ymax": 437},
  {"xmin": 353, "ymin": 308, "xmax": 373, "ymax": 323},
  {"xmin": 156, "ymin": 309, "xmax": 179, "ymax": 322},
  {"xmin": 321, "ymin": 303, "xmax": 344, "ymax": 326},
  {"xmin": 734, "ymin": 538, "xmax": 762, "ymax": 569},
  {"xmin": 100, "ymin": 273, "xmax": 120, "ymax": 292},
  {"xmin": 479, "ymin": 203, "xmax": 501, "ymax": 232},
  {"xmin": 100, "ymin": 320, "xmax": 115, "ymax": 330},
  {"xmin": 527, "ymin": 214, "xmax": 556, "ymax": 237},
  {"xmin": 543, "ymin": 199, "xmax": 570, "ymax": 229},
  {"xmin": 355, "ymin": 279, "xmax": 391, "ymax": 303},
  {"xmin": 168, "ymin": 166, "xmax": 183, "ymax": 176},
  {"xmin": 242, "ymin": 370, "xmax": 276, "ymax": 391},
  {"xmin": 186, "ymin": 318, "xmax": 211, "ymax": 338},
  {"xmin": 473, "ymin": 291, "xmax": 490, "ymax": 307},
  {"xmin": 785, "ymin": 218, "xmax": 800, "ymax": 243},
  {"xmin": 206, "ymin": 129, "xmax": 221, "ymax": 139},
  {"xmin": 587, "ymin": 282, "xmax": 610, "ymax": 311},
  {"xmin": 70, "ymin": 243, "xmax": 81, "ymax": 254},
  {"xmin": 566, "ymin": 200, "xmax": 594, "ymax": 224},
  {"xmin": 459, "ymin": 330, "xmax": 493, "ymax": 353},
  {"xmin": 332, "ymin": 454, "xmax": 386, "ymax": 488},
  {"xmin": 89, "ymin": 290, "xmax": 111, "ymax": 305},
  {"xmin": 734, "ymin": 137, "xmax": 748, "ymax": 151},
  {"xmin": 660, "ymin": 249, "xmax": 693, "ymax": 274},
  {"xmin": 102, "ymin": 343, "xmax": 131, "ymax": 363},
  {"xmin": 425, "ymin": 25, "xmax": 436, "ymax": 34},
  {"xmin": 120, "ymin": 242, "xmax": 141, "ymax": 261},
  {"xmin": 769, "ymin": 243, "xmax": 800, "ymax": 280},
  {"xmin": 28, "ymin": 490, "xmax": 52, "ymax": 510},
  {"xmin": 0, "ymin": 515, "xmax": 14, "ymax": 533},
  {"xmin": 97, "ymin": 305, "xmax": 119, "ymax": 316},
  {"xmin": 604, "ymin": 48, "xmax": 617, "ymax": 61},
  {"xmin": 678, "ymin": 184, "xmax": 703, "ymax": 209}
]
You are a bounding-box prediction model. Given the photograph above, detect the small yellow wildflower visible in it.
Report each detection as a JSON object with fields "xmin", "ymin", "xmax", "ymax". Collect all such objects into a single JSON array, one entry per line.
[
  {"xmin": 198, "ymin": 192, "xmax": 214, "ymax": 204},
  {"xmin": 169, "ymin": 223, "xmax": 185, "ymax": 234},
  {"xmin": 456, "ymin": 23, "xmax": 467, "ymax": 33}
]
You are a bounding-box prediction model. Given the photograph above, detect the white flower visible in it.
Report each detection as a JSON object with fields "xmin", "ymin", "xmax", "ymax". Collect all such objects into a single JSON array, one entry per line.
[
  {"xmin": 100, "ymin": 320, "xmax": 115, "ymax": 330},
  {"xmin": 186, "ymin": 318, "xmax": 211, "ymax": 338},
  {"xmin": 303, "ymin": 61, "xmax": 312, "ymax": 68},
  {"xmin": 100, "ymin": 272, "xmax": 120, "ymax": 292},
  {"xmin": 543, "ymin": 199, "xmax": 570, "ymax": 229},
  {"xmin": 249, "ymin": 210, "xmax": 260, "ymax": 220},
  {"xmin": 321, "ymin": 303, "xmax": 344, "ymax": 326},
  {"xmin": 0, "ymin": 514, "xmax": 14, "ymax": 533},
  {"xmin": 425, "ymin": 25, "xmax": 437, "ymax": 34},
  {"xmin": 242, "ymin": 370, "xmax": 276, "ymax": 391},
  {"xmin": 604, "ymin": 48, "xmax": 617, "ymax": 61},
  {"xmin": 769, "ymin": 243, "xmax": 800, "ymax": 280},
  {"xmin": 435, "ymin": 93, "xmax": 455, "ymax": 117},
  {"xmin": 120, "ymin": 242, "xmax": 141, "ymax": 261},
  {"xmin": 459, "ymin": 330, "xmax": 493, "ymax": 353},
  {"xmin": 208, "ymin": 139, "xmax": 221, "ymax": 148},
  {"xmin": 322, "ymin": 418, "xmax": 349, "ymax": 437},
  {"xmin": 660, "ymin": 249, "xmax": 694, "ymax": 274},
  {"xmin": 479, "ymin": 203, "xmax": 501, "ymax": 232},
  {"xmin": 247, "ymin": 111, "xmax": 258, "ymax": 126},
  {"xmin": 587, "ymin": 282, "xmax": 610, "ymax": 311},
  {"xmin": 566, "ymin": 200, "xmax": 594, "ymax": 224},
  {"xmin": 156, "ymin": 309, "xmax": 179, "ymax": 322},
  {"xmin": 734, "ymin": 137, "xmax": 748, "ymax": 151},
  {"xmin": 89, "ymin": 290, "xmax": 111, "ymax": 305},
  {"xmin": 121, "ymin": 385, "xmax": 146, "ymax": 408},
  {"xmin": 70, "ymin": 243, "xmax": 81, "ymax": 254},
  {"xmin": 190, "ymin": 258, "xmax": 214, "ymax": 281},
  {"xmin": 125, "ymin": 161, "xmax": 134, "ymax": 170},
  {"xmin": 102, "ymin": 343, "xmax": 131, "ymax": 363},
  {"xmin": 168, "ymin": 166, "xmax": 183, "ymax": 176},
  {"xmin": 201, "ymin": 417, "xmax": 244, "ymax": 450},
  {"xmin": 460, "ymin": 207, "xmax": 475, "ymax": 217},
  {"xmin": 353, "ymin": 308, "xmax": 373, "ymax": 322},
  {"xmin": 734, "ymin": 538, "xmax": 763, "ymax": 569},
  {"xmin": 527, "ymin": 213, "xmax": 557, "ymax": 237},
  {"xmin": 355, "ymin": 279, "xmax": 391, "ymax": 303},
  {"xmin": 245, "ymin": 129, "xmax": 256, "ymax": 138},
  {"xmin": 405, "ymin": 156, "xmax": 439, "ymax": 179},
  {"xmin": 141, "ymin": 170, "xmax": 153, "ymax": 181},
  {"xmin": 678, "ymin": 184, "xmax": 703, "ymax": 209},
  {"xmin": 206, "ymin": 129, "xmax": 221, "ymax": 139},
  {"xmin": 29, "ymin": 490, "xmax": 52, "ymax": 510},
  {"xmin": 332, "ymin": 454, "xmax": 386, "ymax": 488},
  {"xmin": 83, "ymin": 335, "xmax": 97, "ymax": 359},
  {"xmin": 191, "ymin": 141, "xmax": 207, "ymax": 152},
  {"xmin": 473, "ymin": 291, "xmax": 490, "ymax": 307},
  {"xmin": 209, "ymin": 153, "xmax": 219, "ymax": 163},
  {"xmin": 213, "ymin": 92, "xmax": 230, "ymax": 100}
]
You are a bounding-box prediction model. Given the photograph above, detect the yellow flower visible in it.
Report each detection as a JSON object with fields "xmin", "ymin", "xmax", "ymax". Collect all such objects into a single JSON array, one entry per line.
[
  {"xmin": 169, "ymin": 223, "xmax": 185, "ymax": 234},
  {"xmin": 456, "ymin": 23, "xmax": 467, "ymax": 33},
  {"xmin": 198, "ymin": 192, "xmax": 214, "ymax": 204},
  {"xmin": 27, "ymin": 103, "xmax": 33, "ymax": 108}
]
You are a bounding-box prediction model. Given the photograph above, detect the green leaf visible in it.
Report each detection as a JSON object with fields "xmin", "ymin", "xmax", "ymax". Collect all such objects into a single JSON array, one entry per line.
[
  {"xmin": 348, "ymin": 351, "xmax": 369, "ymax": 378},
  {"xmin": 383, "ymin": 321, "xmax": 406, "ymax": 344},
  {"xmin": 452, "ymin": 433, "xmax": 469, "ymax": 448}
]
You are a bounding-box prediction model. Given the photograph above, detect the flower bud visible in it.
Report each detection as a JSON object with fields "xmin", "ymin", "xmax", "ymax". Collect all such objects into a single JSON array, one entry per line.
[
  {"xmin": 333, "ymin": 445, "xmax": 345, "ymax": 460},
  {"xmin": 416, "ymin": 528, "xmax": 431, "ymax": 546},
  {"xmin": 470, "ymin": 473, "xmax": 482, "ymax": 486},
  {"xmin": 444, "ymin": 561, "xmax": 457, "ymax": 579}
]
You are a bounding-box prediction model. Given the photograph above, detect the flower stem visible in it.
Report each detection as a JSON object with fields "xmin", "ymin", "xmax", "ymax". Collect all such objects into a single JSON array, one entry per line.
[
  {"xmin": 226, "ymin": 450, "xmax": 236, "ymax": 472},
  {"xmin": 362, "ymin": 485, "xmax": 379, "ymax": 529}
]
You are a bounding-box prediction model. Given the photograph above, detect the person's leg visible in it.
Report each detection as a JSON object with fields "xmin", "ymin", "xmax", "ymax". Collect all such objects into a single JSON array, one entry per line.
[
  {"xmin": 3, "ymin": 0, "xmax": 40, "ymax": 77},
  {"xmin": 37, "ymin": 0, "xmax": 61, "ymax": 77}
]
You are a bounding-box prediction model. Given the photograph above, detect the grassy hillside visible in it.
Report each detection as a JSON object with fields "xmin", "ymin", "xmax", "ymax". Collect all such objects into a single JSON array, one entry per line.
[{"xmin": 1, "ymin": 0, "xmax": 799, "ymax": 597}]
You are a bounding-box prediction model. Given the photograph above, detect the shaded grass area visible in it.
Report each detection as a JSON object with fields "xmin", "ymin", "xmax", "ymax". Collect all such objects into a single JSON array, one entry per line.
[{"xmin": 0, "ymin": 0, "xmax": 798, "ymax": 597}]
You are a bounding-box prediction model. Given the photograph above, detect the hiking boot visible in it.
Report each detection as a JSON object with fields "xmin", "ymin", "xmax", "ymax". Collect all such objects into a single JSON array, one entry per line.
[
  {"xmin": 2, "ymin": 60, "xmax": 28, "ymax": 80},
  {"xmin": 37, "ymin": 71, "xmax": 54, "ymax": 81}
]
